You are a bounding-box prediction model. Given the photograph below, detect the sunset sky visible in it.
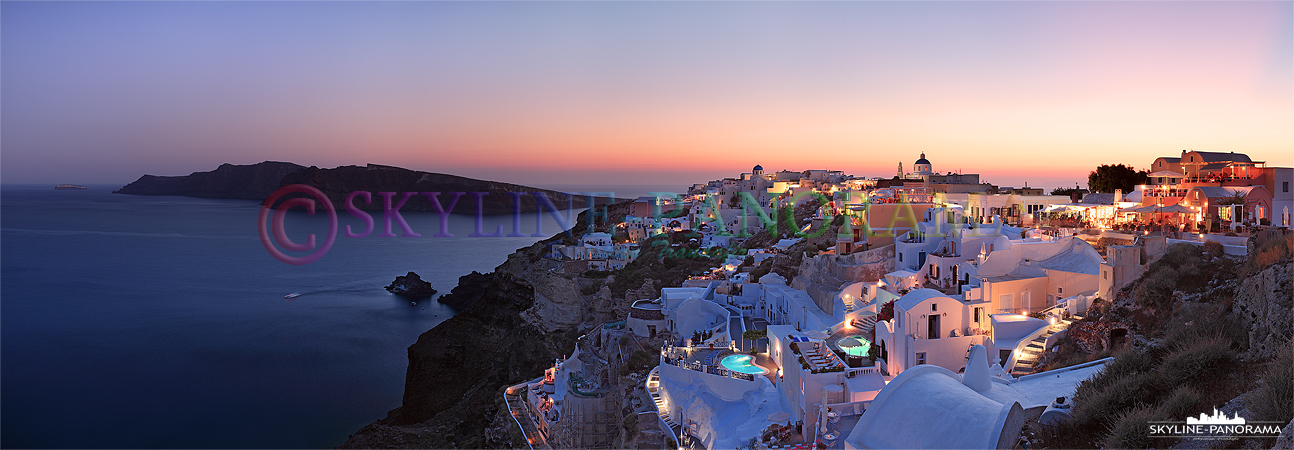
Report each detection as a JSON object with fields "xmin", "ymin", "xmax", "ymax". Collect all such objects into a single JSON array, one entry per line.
[{"xmin": 3, "ymin": 1, "xmax": 1291, "ymax": 192}]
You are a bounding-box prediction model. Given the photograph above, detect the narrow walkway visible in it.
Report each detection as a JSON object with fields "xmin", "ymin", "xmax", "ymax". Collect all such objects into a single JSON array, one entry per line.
[{"xmin": 504, "ymin": 381, "xmax": 553, "ymax": 450}]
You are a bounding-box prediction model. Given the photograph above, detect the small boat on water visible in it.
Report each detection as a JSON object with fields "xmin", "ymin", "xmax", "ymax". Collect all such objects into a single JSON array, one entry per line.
[
  {"xmin": 284, "ymin": 292, "xmax": 301, "ymax": 299},
  {"xmin": 55, "ymin": 184, "xmax": 87, "ymax": 190}
]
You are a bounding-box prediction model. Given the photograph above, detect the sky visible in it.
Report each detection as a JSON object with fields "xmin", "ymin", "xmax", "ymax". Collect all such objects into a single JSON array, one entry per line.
[{"xmin": 3, "ymin": 1, "xmax": 1291, "ymax": 193}]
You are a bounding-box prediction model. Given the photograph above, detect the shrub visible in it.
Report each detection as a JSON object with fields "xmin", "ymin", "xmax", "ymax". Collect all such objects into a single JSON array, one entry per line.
[
  {"xmin": 1072, "ymin": 370, "xmax": 1160, "ymax": 432},
  {"xmin": 626, "ymin": 349, "xmax": 658, "ymax": 371},
  {"xmin": 622, "ymin": 412, "xmax": 639, "ymax": 440},
  {"xmin": 1135, "ymin": 266, "xmax": 1178, "ymax": 311},
  {"xmin": 1157, "ymin": 385, "xmax": 1203, "ymax": 421},
  {"xmin": 876, "ymin": 300, "xmax": 896, "ymax": 322},
  {"xmin": 1100, "ymin": 348, "xmax": 1156, "ymax": 379},
  {"xmin": 1247, "ymin": 341, "xmax": 1294, "ymax": 425},
  {"xmin": 1244, "ymin": 233, "xmax": 1293, "ymax": 275},
  {"xmin": 1100, "ymin": 405, "xmax": 1160, "ymax": 449},
  {"xmin": 1203, "ymin": 240, "xmax": 1225, "ymax": 259},
  {"xmin": 1157, "ymin": 336, "xmax": 1236, "ymax": 392},
  {"xmin": 1161, "ymin": 303, "xmax": 1247, "ymax": 351}
]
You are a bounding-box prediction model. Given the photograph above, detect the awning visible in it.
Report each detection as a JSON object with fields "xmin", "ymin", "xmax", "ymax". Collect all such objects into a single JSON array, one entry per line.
[
  {"xmin": 1147, "ymin": 170, "xmax": 1186, "ymax": 178},
  {"xmin": 885, "ymin": 269, "xmax": 918, "ymax": 279},
  {"xmin": 1158, "ymin": 204, "xmax": 1195, "ymax": 214}
]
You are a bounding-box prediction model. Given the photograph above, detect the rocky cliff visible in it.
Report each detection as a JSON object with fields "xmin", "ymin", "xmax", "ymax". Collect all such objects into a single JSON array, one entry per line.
[
  {"xmin": 338, "ymin": 201, "xmax": 659, "ymax": 448},
  {"xmin": 116, "ymin": 162, "xmax": 620, "ymax": 215},
  {"xmin": 1233, "ymin": 261, "xmax": 1293, "ymax": 361},
  {"xmin": 791, "ymin": 244, "xmax": 895, "ymax": 313}
]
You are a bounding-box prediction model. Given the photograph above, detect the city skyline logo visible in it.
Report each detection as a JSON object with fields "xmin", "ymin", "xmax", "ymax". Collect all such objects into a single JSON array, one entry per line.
[{"xmin": 1185, "ymin": 408, "xmax": 1246, "ymax": 425}]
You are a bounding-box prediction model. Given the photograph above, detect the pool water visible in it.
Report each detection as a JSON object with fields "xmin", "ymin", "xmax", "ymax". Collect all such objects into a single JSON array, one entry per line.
[
  {"xmin": 837, "ymin": 336, "xmax": 872, "ymax": 357},
  {"xmin": 720, "ymin": 354, "xmax": 769, "ymax": 375}
]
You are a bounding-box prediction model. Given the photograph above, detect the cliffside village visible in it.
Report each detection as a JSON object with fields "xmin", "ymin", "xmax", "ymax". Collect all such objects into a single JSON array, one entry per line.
[{"xmin": 504, "ymin": 152, "xmax": 1293, "ymax": 450}]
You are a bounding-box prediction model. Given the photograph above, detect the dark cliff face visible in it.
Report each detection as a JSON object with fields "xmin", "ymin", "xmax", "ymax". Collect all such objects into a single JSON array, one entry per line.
[
  {"xmin": 339, "ymin": 271, "xmax": 578, "ymax": 449},
  {"xmin": 112, "ymin": 161, "xmax": 306, "ymax": 200},
  {"xmin": 115, "ymin": 161, "xmax": 622, "ymax": 215}
]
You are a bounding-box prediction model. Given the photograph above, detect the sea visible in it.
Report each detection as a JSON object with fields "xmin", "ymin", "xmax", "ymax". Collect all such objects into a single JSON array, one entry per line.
[{"xmin": 0, "ymin": 183, "xmax": 682, "ymax": 448}]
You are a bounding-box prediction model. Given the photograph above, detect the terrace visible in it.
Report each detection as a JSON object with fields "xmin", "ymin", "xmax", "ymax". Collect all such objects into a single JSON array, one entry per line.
[{"xmin": 659, "ymin": 344, "xmax": 777, "ymax": 383}]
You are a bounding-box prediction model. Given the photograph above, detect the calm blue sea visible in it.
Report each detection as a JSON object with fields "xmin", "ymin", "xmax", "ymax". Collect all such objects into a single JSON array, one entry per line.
[{"xmin": 0, "ymin": 185, "xmax": 581, "ymax": 448}]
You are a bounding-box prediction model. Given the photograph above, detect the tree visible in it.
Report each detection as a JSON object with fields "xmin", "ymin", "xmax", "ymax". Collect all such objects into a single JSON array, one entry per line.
[
  {"xmin": 1051, "ymin": 187, "xmax": 1082, "ymax": 196},
  {"xmin": 1088, "ymin": 164, "xmax": 1149, "ymax": 193}
]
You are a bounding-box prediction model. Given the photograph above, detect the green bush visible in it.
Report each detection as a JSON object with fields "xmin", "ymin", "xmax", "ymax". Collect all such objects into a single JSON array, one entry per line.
[
  {"xmin": 1100, "ymin": 348, "xmax": 1156, "ymax": 379},
  {"xmin": 622, "ymin": 413, "xmax": 639, "ymax": 440},
  {"xmin": 626, "ymin": 349, "xmax": 658, "ymax": 371},
  {"xmin": 1161, "ymin": 303, "xmax": 1247, "ymax": 351},
  {"xmin": 1135, "ymin": 266, "xmax": 1178, "ymax": 311},
  {"xmin": 1072, "ymin": 370, "xmax": 1160, "ymax": 432},
  {"xmin": 1247, "ymin": 341, "xmax": 1294, "ymax": 425},
  {"xmin": 1157, "ymin": 385, "xmax": 1202, "ymax": 421},
  {"xmin": 1100, "ymin": 405, "xmax": 1160, "ymax": 449},
  {"xmin": 1203, "ymin": 240, "xmax": 1225, "ymax": 259},
  {"xmin": 1157, "ymin": 336, "xmax": 1236, "ymax": 392}
]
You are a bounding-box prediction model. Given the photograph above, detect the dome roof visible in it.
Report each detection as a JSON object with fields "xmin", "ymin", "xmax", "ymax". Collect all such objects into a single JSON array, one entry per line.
[
  {"xmin": 753, "ymin": 164, "xmax": 763, "ymax": 171},
  {"xmin": 914, "ymin": 153, "xmax": 930, "ymax": 166}
]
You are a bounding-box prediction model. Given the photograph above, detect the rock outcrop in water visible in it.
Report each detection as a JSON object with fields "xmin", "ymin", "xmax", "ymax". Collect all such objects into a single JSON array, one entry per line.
[
  {"xmin": 116, "ymin": 162, "xmax": 622, "ymax": 215},
  {"xmin": 385, "ymin": 272, "xmax": 438, "ymax": 299}
]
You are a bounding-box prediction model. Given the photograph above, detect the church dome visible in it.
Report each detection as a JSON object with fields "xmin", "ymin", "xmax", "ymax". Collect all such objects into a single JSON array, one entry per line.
[
  {"xmin": 753, "ymin": 164, "xmax": 763, "ymax": 171},
  {"xmin": 915, "ymin": 153, "xmax": 931, "ymax": 166}
]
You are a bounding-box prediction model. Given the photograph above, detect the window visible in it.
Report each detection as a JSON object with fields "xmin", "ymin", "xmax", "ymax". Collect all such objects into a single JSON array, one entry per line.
[
  {"xmin": 932, "ymin": 303, "xmax": 938, "ymax": 312},
  {"xmin": 1058, "ymin": 287, "xmax": 1063, "ymax": 294},
  {"xmin": 899, "ymin": 253, "xmax": 903, "ymax": 262},
  {"xmin": 1000, "ymin": 293, "xmax": 1014, "ymax": 310},
  {"xmin": 974, "ymin": 307, "xmax": 982, "ymax": 324},
  {"xmin": 916, "ymin": 352, "xmax": 927, "ymax": 365},
  {"xmin": 1284, "ymin": 182, "xmax": 1290, "ymax": 193}
]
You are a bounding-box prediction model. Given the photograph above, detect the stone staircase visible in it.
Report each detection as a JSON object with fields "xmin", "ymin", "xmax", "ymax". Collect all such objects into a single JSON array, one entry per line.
[
  {"xmin": 645, "ymin": 367, "xmax": 680, "ymax": 433},
  {"xmin": 1010, "ymin": 315, "xmax": 1083, "ymax": 376},
  {"xmin": 854, "ymin": 313, "xmax": 877, "ymax": 334}
]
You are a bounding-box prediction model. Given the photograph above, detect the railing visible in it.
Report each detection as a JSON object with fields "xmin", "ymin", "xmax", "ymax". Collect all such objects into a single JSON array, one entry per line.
[
  {"xmin": 660, "ymin": 354, "xmax": 756, "ymax": 381},
  {"xmin": 1003, "ymin": 322, "xmax": 1060, "ymax": 374},
  {"xmin": 844, "ymin": 361, "xmax": 886, "ymax": 378}
]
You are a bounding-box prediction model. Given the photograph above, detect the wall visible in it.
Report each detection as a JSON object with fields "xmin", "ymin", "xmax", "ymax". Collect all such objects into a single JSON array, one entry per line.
[
  {"xmin": 982, "ymin": 276, "xmax": 1050, "ymax": 313},
  {"xmin": 1040, "ymin": 270, "xmax": 1098, "ymax": 306}
]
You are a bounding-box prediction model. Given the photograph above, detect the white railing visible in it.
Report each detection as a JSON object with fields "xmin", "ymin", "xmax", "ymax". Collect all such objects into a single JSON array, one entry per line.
[
  {"xmin": 845, "ymin": 362, "xmax": 885, "ymax": 378},
  {"xmin": 1003, "ymin": 323, "xmax": 1057, "ymax": 373}
]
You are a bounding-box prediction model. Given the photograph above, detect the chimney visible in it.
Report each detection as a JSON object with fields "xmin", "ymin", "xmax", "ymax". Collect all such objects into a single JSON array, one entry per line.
[{"xmin": 1115, "ymin": 189, "xmax": 1123, "ymax": 203}]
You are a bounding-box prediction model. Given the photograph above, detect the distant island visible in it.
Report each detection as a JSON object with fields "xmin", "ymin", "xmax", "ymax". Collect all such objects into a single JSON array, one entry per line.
[
  {"xmin": 54, "ymin": 184, "xmax": 87, "ymax": 190},
  {"xmin": 114, "ymin": 161, "xmax": 625, "ymax": 215}
]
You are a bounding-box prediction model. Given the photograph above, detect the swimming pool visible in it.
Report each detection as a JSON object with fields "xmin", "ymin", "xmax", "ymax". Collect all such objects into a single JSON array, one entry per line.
[
  {"xmin": 720, "ymin": 354, "xmax": 769, "ymax": 375},
  {"xmin": 836, "ymin": 336, "xmax": 872, "ymax": 357}
]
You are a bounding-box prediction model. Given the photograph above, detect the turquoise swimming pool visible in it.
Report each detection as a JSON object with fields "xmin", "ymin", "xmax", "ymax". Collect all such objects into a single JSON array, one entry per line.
[
  {"xmin": 720, "ymin": 354, "xmax": 769, "ymax": 375},
  {"xmin": 837, "ymin": 336, "xmax": 872, "ymax": 357}
]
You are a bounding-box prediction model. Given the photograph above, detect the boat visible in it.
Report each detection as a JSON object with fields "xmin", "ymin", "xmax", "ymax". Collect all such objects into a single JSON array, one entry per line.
[
  {"xmin": 284, "ymin": 292, "xmax": 301, "ymax": 299},
  {"xmin": 54, "ymin": 184, "xmax": 87, "ymax": 190}
]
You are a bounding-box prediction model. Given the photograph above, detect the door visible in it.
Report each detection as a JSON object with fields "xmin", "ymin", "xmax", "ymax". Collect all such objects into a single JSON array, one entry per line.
[
  {"xmin": 648, "ymin": 325, "xmax": 656, "ymax": 338},
  {"xmin": 917, "ymin": 251, "xmax": 927, "ymax": 269},
  {"xmin": 927, "ymin": 314, "xmax": 940, "ymax": 339}
]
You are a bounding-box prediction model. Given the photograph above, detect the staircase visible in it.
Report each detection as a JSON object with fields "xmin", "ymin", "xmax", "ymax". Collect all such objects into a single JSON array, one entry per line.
[
  {"xmin": 645, "ymin": 367, "xmax": 680, "ymax": 433},
  {"xmin": 843, "ymin": 312, "xmax": 877, "ymax": 335},
  {"xmin": 1010, "ymin": 315, "xmax": 1084, "ymax": 377}
]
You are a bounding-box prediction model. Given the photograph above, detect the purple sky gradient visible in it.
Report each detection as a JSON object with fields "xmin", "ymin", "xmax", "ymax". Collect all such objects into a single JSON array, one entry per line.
[{"xmin": 3, "ymin": 1, "xmax": 1290, "ymax": 192}]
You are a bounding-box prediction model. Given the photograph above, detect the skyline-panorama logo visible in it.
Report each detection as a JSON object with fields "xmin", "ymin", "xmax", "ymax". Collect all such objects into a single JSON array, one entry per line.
[{"xmin": 1148, "ymin": 408, "xmax": 1285, "ymax": 440}]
